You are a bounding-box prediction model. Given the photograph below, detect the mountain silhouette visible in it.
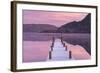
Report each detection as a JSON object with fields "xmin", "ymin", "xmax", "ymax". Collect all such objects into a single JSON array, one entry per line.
[
  {"xmin": 57, "ymin": 13, "xmax": 91, "ymax": 33},
  {"xmin": 23, "ymin": 24, "xmax": 58, "ymax": 32}
]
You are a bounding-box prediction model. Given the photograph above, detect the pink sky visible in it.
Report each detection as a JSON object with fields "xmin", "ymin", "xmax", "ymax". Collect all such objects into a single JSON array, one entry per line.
[{"xmin": 23, "ymin": 10, "xmax": 88, "ymax": 27}]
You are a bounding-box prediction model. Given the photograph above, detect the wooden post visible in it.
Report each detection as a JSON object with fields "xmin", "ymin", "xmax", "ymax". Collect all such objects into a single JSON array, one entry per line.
[
  {"xmin": 52, "ymin": 37, "xmax": 55, "ymax": 43},
  {"xmin": 69, "ymin": 51, "xmax": 72, "ymax": 59},
  {"xmin": 61, "ymin": 37, "xmax": 63, "ymax": 43},
  {"xmin": 49, "ymin": 51, "xmax": 52, "ymax": 59},
  {"xmin": 51, "ymin": 45, "xmax": 53, "ymax": 51},
  {"xmin": 63, "ymin": 43, "xmax": 65, "ymax": 47},
  {"xmin": 65, "ymin": 46, "xmax": 67, "ymax": 51}
]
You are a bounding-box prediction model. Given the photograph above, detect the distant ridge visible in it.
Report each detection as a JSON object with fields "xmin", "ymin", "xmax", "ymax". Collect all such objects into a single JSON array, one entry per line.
[
  {"xmin": 57, "ymin": 13, "xmax": 91, "ymax": 33},
  {"xmin": 23, "ymin": 24, "xmax": 58, "ymax": 32}
]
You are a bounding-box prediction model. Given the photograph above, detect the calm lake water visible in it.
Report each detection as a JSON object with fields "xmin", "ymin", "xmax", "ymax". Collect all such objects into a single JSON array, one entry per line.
[{"xmin": 23, "ymin": 33, "xmax": 90, "ymax": 62}]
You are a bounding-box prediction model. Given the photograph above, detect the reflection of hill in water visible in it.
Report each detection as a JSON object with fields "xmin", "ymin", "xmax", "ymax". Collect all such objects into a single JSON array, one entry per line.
[
  {"xmin": 23, "ymin": 33, "xmax": 91, "ymax": 55},
  {"xmin": 62, "ymin": 34, "xmax": 91, "ymax": 55}
]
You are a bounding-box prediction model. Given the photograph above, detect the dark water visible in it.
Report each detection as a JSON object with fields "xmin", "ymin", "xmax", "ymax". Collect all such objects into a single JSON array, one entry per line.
[{"xmin": 23, "ymin": 33, "xmax": 91, "ymax": 54}]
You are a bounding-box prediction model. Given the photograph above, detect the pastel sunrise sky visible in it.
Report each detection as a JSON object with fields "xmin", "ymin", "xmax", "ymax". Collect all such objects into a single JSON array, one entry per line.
[{"xmin": 23, "ymin": 10, "xmax": 88, "ymax": 27}]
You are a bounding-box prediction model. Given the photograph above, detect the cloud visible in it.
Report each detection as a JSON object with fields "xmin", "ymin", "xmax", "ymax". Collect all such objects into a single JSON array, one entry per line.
[{"xmin": 23, "ymin": 10, "xmax": 88, "ymax": 27}]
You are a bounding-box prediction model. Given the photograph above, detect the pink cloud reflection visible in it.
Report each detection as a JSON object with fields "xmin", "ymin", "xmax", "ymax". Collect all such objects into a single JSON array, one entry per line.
[
  {"xmin": 64, "ymin": 42, "xmax": 91, "ymax": 60},
  {"xmin": 23, "ymin": 41, "xmax": 52, "ymax": 62}
]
